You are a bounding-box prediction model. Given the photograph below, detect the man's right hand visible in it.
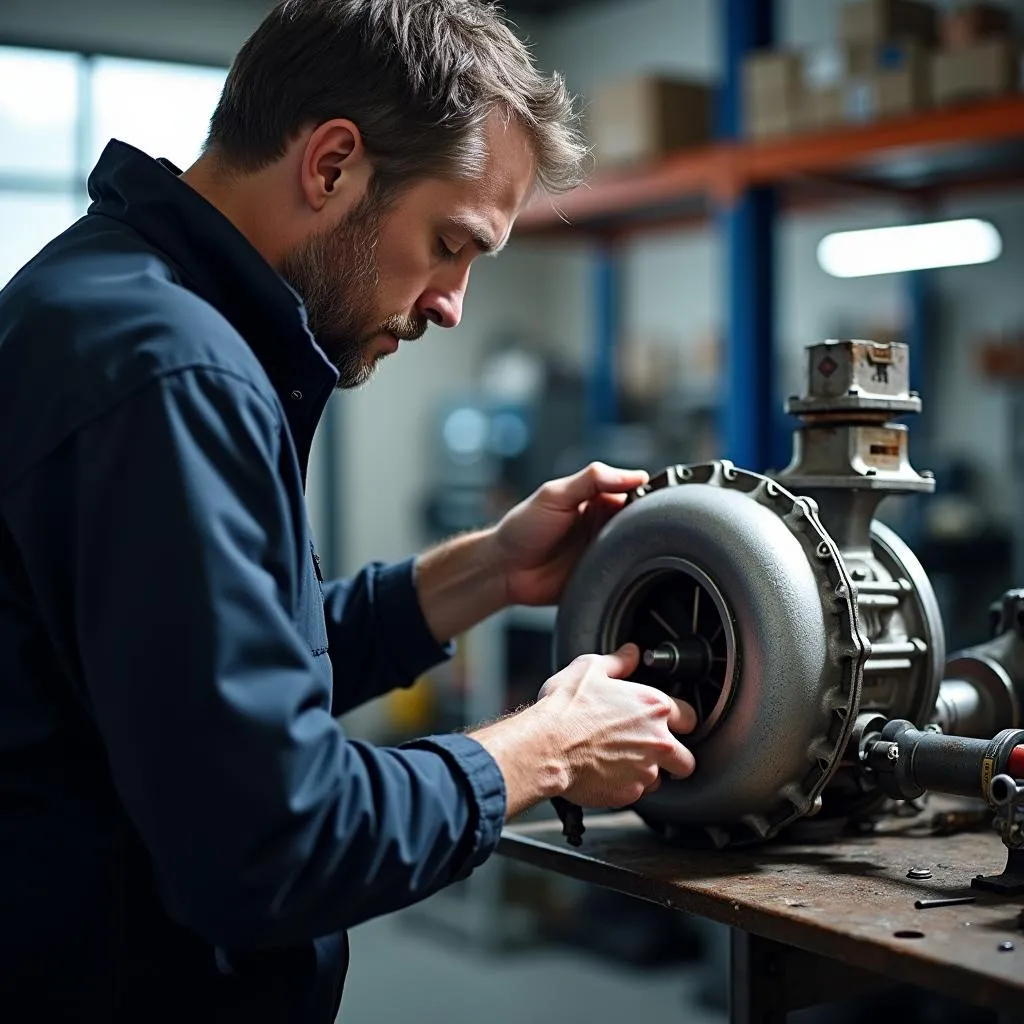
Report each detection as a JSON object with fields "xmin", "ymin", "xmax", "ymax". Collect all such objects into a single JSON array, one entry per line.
[{"xmin": 470, "ymin": 643, "xmax": 697, "ymax": 819}]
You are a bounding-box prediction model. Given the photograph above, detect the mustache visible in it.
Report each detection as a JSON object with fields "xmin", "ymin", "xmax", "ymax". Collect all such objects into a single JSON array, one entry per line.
[{"xmin": 378, "ymin": 313, "xmax": 429, "ymax": 342}]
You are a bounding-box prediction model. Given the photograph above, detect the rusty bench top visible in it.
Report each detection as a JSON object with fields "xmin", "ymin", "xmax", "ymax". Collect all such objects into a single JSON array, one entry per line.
[{"xmin": 498, "ymin": 802, "xmax": 1024, "ymax": 1013}]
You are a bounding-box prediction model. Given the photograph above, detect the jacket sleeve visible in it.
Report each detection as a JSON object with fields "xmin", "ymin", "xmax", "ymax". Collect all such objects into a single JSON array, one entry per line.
[
  {"xmin": 321, "ymin": 561, "xmax": 454, "ymax": 717},
  {"xmin": 3, "ymin": 366, "xmax": 506, "ymax": 949}
]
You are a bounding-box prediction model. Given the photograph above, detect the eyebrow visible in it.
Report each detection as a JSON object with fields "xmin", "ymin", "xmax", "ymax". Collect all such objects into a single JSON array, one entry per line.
[{"xmin": 447, "ymin": 216, "xmax": 506, "ymax": 256}]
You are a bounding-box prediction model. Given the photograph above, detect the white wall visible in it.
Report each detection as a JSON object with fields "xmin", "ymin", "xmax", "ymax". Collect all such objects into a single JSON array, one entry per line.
[
  {"xmin": 532, "ymin": 0, "xmax": 718, "ymax": 96},
  {"xmin": 0, "ymin": 0, "xmax": 269, "ymax": 64},
  {"xmin": 335, "ymin": 245, "xmax": 549, "ymax": 568}
]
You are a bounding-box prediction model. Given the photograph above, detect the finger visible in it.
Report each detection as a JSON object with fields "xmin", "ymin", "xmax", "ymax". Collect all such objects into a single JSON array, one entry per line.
[
  {"xmin": 660, "ymin": 741, "xmax": 696, "ymax": 780},
  {"xmin": 643, "ymin": 774, "xmax": 662, "ymax": 796},
  {"xmin": 544, "ymin": 462, "xmax": 649, "ymax": 509},
  {"xmin": 667, "ymin": 698, "xmax": 698, "ymax": 735},
  {"xmin": 600, "ymin": 643, "xmax": 640, "ymax": 679},
  {"xmin": 582, "ymin": 492, "xmax": 629, "ymax": 539}
]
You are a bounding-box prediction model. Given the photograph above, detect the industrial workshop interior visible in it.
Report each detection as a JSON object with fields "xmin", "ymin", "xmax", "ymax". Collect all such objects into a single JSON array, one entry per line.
[{"xmin": 11, "ymin": 0, "xmax": 1024, "ymax": 1020}]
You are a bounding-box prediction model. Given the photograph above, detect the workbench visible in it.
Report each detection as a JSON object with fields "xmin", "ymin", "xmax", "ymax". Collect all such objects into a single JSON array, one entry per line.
[{"xmin": 497, "ymin": 803, "xmax": 1024, "ymax": 1023}]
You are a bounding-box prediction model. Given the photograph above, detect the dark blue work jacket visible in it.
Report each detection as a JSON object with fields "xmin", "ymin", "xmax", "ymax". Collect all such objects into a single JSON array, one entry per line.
[{"xmin": 0, "ymin": 140, "xmax": 506, "ymax": 1022}]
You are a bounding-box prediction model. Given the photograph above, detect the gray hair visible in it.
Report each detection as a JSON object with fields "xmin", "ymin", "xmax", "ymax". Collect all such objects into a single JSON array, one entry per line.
[{"xmin": 206, "ymin": 0, "xmax": 588, "ymax": 197}]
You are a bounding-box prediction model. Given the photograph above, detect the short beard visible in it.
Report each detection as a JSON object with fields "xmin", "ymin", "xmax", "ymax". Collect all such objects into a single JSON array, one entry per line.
[{"xmin": 279, "ymin": 188, "xmax": 399, "ymax": 390}]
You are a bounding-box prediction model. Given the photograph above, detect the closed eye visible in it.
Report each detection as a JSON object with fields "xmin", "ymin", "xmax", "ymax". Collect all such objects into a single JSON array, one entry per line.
[{"xmin": 437, "ymin": 238, "xmax": 460, "ymax": 262}]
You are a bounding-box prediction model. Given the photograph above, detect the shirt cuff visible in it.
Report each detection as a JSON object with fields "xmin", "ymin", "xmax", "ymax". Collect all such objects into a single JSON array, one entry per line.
[
  {"xmin": 401, "ymin": 733, "xmax": 507, "ymax": 875},
  {"xmin": 375, "ymin": 557, "xmax": 454, "ymax": 685}
]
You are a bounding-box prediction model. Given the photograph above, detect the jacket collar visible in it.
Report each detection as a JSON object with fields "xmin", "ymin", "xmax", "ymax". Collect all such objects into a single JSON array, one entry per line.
[{"xmin": 86, "ymin": 139, "xmax": 339, "ymax": 470}]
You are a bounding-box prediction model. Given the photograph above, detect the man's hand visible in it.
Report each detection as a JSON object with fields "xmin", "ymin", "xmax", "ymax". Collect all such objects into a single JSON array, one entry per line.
[
  {"xmin": 488, "ymin": 462, "xmax": 649, "ymax": 607},
  {"xmin": 470, "ymin": 644, "xmax": 696, "ymax": 818}
]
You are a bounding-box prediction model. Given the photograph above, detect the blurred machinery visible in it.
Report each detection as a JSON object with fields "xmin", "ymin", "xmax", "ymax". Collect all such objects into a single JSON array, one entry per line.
[
  {"xmin": 420, "ymin": 339, "xmax": 717, "ymax": 546},
  {"xmin": 555, "ymin": 339, "xmax": 1024, "ymax": 893}
]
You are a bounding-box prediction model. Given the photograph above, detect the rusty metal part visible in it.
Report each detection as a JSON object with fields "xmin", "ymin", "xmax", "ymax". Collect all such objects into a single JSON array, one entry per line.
[
  {"xmin": 554, "ymin": 459, "xmax": 869, "ymax": 848},
  {"xmin": 785, "ymin": 339, "xmax": 922, "ymax": 420}
]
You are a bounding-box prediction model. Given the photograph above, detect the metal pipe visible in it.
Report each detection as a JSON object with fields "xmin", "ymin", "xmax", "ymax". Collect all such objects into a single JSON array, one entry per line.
[{"xmin": 864, "ymin": 720, "xmax": 1024, "ymax": 803}]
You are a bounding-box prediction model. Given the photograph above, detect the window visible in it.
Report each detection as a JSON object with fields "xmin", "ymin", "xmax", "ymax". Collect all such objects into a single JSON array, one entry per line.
[
  {"xmin": 89, "ymin": 57, "xmax": 227, "ymax": 171},
  {"xmin": 0, "ymin": 48, "xmax": 79, "ymax": 177},
  {"xmin": 0, "ymin": 46, "xmax": 227, "ymax": 290},
  {"xmin": 0, "ymin": 193, "xmax": 83, "ymax": 287}
]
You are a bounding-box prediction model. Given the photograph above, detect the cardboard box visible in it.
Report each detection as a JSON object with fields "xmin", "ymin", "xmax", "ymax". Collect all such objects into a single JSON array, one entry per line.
[
  {"xmin": 800, "ymin": 40, "xmax": 930, "ymax": 126},
  {"xmin": 841, "ymin": 0, "xmax": 938, "ymax": 46},
  {"xmin": 803, "ymin": 42, "xmax": 872, "ymax": 89},
  {"xmin": 803, "ymin": 86, "xmax": 846, "ymax": 130},
  {"xmin": 747, "ymin": 105, "xmax": 806, "ymax": 140},
  {"xmin": 803, "ymin": 39, "xmax": 928, "ymax": 90},
  {"xmin": 875, "ymin": 40, "xmax": 931, "ymax": 110},
  {"xmin": 588, "ymin": 76, "xmax": 712, "ymax": 167},
  {"xmin": 931, "ymin": 37, "xmax": 1020, "ymax": 106},
  {"xmin": 744, "ymin": 49, "xmax": 803, "ymax": 101},
  {"xmin": 875, "ymin": 64, "xmax": 929, "ymax": 115},
  {"xmin": 743, "ymin": 50, "xmax": 803, "ymax": 138},
  {"xmin": 841, "ymin": 64, "xmax": 929, "ymax": 123},
  {"xmin": 942, "ymin": 4, "xmax": 1015, "ymax": 50}
]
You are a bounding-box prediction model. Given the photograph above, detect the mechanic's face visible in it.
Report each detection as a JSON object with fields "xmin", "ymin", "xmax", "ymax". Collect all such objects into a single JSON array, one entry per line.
[{"xmin": 281, "ymin": 113, "xmax": 535, "ymax": 389}]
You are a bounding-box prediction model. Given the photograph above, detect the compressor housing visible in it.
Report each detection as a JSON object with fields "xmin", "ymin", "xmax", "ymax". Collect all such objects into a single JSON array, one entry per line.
[{"xmin": 553, "ymin": 340, "xmax": 954, "ymax": 847}]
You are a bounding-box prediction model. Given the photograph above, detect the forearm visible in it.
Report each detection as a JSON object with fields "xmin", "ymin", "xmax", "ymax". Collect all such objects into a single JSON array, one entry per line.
[
  {"xmin": 415, "ymin": 528, "xmax": 509, "ymax": 643},
  {"xmin": 469, "ymin": 705, "xmax": 568, "ymax": 819}
]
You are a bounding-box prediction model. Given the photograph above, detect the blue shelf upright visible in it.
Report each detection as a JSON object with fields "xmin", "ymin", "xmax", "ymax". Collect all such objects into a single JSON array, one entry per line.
[
  {"xmin": 717, "ymin": 0, "xmax": 785, "ymax": 473},
  {"xmin": 589, "ymin": 245, "xmax": 622, "ymax": 440}
]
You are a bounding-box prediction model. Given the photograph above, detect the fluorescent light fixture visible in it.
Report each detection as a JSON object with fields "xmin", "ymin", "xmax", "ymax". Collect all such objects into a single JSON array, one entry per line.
[{"xmin": 817, "ymin": 218, "xmax": 1002, "ymax": 278}]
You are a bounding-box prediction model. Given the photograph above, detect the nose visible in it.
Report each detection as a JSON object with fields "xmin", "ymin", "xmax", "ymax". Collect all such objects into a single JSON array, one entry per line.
[{"xmin": 417, "ymin": 273, "xmax": 468, "ymax": 329}]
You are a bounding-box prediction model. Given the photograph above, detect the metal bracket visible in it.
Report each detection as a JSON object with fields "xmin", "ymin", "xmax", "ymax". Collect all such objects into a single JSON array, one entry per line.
[
  {"xmin": 972, "ymin": 847, "xmax": 1024, "ymax": 895},
  {"xmin": 973, "ymin": 774, "xmax": 1024, "ymax": 895},
  {"xmin": 730, "ymin": 931, "xmax": 892, "ymax": 1024}
]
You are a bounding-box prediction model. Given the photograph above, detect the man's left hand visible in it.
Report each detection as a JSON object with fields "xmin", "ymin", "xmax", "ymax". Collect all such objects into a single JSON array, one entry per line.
[{"xmin": 489, "ymin": 462, "xmax": 649, "ymax": 608}]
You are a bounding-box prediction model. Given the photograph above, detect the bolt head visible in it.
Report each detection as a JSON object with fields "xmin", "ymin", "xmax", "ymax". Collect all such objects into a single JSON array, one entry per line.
[
  {"xmin": 907, "ymin": 867, "xmax": 932, "ymax": 880},
  {"xmin": 887, "ymin": 743, "xmax": 900, "ymax": 761},
  {"xmin": 999, "ymin": 941, "xmax": 1015, "ymax": 952}
]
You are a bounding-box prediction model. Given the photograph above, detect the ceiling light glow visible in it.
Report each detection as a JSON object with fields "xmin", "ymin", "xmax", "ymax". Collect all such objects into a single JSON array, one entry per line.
[{"xmin": 817, "ymin": 219, "xmax": 1002, "ymax": 278}]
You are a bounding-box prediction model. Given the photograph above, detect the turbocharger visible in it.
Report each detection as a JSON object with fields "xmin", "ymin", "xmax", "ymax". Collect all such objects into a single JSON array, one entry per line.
[{"xmin": 555, "ymin": 340, "xmax": 1024, "ymax": 850}]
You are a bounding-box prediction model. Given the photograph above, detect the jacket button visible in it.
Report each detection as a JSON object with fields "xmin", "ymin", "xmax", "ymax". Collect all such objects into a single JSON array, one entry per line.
[{"xmin": 290, "ymin": 390, "xmax": 303, "ymax": 401}]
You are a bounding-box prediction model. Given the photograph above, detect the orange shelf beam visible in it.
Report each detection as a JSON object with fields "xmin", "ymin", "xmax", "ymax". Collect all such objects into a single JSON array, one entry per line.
[
  {"xmin": 742, "ymin": 94, "xmax": 1024, "ymax": 186},
  {"xmin": 514, "ymin": 145, "xmax": 727, "ymax": 234},
  {"xmin": 514, "ymin": 94, "xmax": 1024, "ymax": 237}
]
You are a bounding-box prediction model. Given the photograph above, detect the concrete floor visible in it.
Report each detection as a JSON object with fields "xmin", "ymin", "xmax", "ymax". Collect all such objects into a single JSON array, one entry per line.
[{"xmin": 340, "ymin": 901, "xmax": 727, "ymax": 1024}]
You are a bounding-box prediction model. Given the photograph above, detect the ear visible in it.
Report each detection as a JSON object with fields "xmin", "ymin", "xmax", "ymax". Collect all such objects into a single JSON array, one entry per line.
[{"xmin": 299, "ymin": 118, "xmax": 368, "ymax": 211}]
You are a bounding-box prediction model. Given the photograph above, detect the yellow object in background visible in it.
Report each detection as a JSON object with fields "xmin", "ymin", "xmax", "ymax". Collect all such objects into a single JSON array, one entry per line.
[{"xmin": 385, "ymin": 675, "xmax": 436, "ymax": 734}]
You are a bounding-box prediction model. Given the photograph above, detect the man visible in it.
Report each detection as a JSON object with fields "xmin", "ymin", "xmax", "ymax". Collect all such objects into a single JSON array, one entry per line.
[{"xmin": 0, "ymin": 1, "xmax": 696, "ymax": 1020}]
